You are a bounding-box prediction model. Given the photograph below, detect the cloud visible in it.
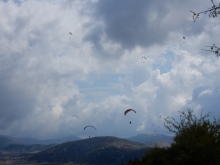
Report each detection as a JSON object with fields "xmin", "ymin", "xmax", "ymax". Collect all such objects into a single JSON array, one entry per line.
[
  {"xmin": 84, "ymin": 0, "xmax": 211, "ymax": 51},
  {"xmin": 85, "ymin": 0, "xmax": 169, "ymax": 50},
  {"xmin": 1, "ymin": 0, "xmax": 220, "ymax": 139},
  {"xmin": 0, "ymin": 0, "xmax": 93, "ymax": 138}
]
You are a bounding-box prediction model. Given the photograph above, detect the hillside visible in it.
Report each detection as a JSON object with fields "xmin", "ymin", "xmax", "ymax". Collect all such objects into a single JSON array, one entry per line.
[
  {"xmin": 2, "ymin": 143, "xmax": 56, "ymax": 152},
  {"xmin": 28, "ymin": 136, "xmax": 148, "ymax": 165}
]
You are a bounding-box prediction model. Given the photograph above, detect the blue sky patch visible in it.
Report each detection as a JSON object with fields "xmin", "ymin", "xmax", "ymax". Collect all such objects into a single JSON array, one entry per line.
[{"xmin": 152, "ymin": 51, "xmax": 174, "ymax": 74}]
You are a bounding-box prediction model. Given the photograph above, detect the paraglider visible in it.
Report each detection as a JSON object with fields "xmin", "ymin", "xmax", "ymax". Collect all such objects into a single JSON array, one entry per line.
[
  {"xmin": 69, "ymin": 32, "xmax": 72, "ymax": 38},
  {"xmin": 72, "ymin": 115, "xmax": 79, "ymax": 121},
  {"xmin": 142, "ymin": 56, "xmax": 146, "ymax": 63},
  {"xmin": 124, "ymin": 109, "xmax": 136, "ymax": 124},
  {"xmin": 124, "ymin": 109, "xmax": 136, "ymax": 115},
  {"xmin": 84, "ymin": 126, "xmax": 97, "ymax": 131},
  {"xmin": 183, "ymin": 37, "xmax": 185, "ymax": 43},
  {"xmin": 72, "ymin": 115, "xmax": 79, "ymax": 118}
]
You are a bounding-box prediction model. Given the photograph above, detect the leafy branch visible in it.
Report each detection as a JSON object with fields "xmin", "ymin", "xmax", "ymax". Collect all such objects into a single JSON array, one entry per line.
[
  {"xmin": 160, "ymin": 109, "xmax": 212, "ymax": 134},
  {"xmin": 201, "ymin": 44, "xmax": 220, "ymax": 57},
  {"xmin": 191, "ymin": 0, "xmax": 220, "ymax": 57},
  {"xmin": 191, "ymin": 0, "xmax": 220, "ymax": 22}
]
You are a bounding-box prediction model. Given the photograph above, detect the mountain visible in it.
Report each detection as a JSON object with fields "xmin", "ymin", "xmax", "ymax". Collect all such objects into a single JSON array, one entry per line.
[
  {"xmin": 0, "ymin": 136, "xmax": 57, "ymax": 152},
  {"xmin": 0, "ymin": 136, "xmax": 18, "ymax": 148},
  {"xmin": 126, "ymin": 134, "xmax": 173, "ymax": 147},
  {"xmin": 28, "ymin": 136, "xmax": 148, "ymax": 165},
  {"xmin": 127, "ymin": 134, "xmax": 174, "ymax": 143},
  {"xmin": 0, "ymin": 135, "xmax": 81, "ymax": 145}
]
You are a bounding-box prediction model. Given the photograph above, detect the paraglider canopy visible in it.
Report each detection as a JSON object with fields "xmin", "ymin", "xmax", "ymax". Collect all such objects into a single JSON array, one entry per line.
[
  {"xmin": 72, "ymin": 115, "xmax": 79, "ymax": 118},
  {"xmin": 183, "ymin": 37, "xmax": 186, "ymax": 43},
  {"xmin": 124, "ymin": 109, "xmax": 136, "ymax": 115},
  {"xmin": 84, "ymin": 126, "xmax": 97, "ymax": 131}
]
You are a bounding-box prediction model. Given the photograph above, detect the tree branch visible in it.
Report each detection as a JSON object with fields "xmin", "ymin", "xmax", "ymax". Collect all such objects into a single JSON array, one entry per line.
[{"xmin": 191, "ymin": 0, "xmax": 220, "ymax": 22}]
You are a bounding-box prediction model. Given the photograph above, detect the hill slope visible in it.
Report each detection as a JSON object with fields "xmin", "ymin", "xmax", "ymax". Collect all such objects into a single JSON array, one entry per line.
[
  {"xmin": 28, "ymin": 136, "xmax": 148, "ymax": 165},
  {"xmin": 2, "ymin": 143, "xmax": 56, "ymax": 152}
]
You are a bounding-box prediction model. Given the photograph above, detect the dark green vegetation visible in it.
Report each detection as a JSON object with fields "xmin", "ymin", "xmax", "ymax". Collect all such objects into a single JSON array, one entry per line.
[
  {"xmin": 127, "ymin": 109, "xmax": 220, "ymax": 165},
  {"xmin": 28, "ymin": 136, "xmax": 148, "ymax": 165}
]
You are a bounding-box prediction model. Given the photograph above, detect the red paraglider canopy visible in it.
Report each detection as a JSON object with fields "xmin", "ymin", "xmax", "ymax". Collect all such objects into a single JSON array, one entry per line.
[{"xmin": 124, "ymin": 109, "xmax": 136, "ymax": 115}]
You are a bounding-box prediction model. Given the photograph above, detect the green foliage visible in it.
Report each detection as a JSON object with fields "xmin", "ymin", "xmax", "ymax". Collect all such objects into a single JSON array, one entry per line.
[
  {"xmin": 164, "ymin": 109, "xmax": 220, "ymax": 165},
  {"xmin": 141, "ymin": 147, "xmax": 170, "ymax": 165},
  {"xmin": 127, "ymin": 109, "xmax": 220, "ymax": 165}
]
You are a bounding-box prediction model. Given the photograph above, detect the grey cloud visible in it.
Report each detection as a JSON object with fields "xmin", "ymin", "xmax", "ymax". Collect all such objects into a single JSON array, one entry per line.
[
  {"xmin": 83, "ymin": 0, "xmax": 207, "ymax": 51},
  {"xmin": 91, "ymin": 0, "xmax": 168, "ymax": 49},
  {"xmin": 0, "ymin": 51, "xmax": 36, "ymax": 130},
  {"xmin": 0, "ymin": 80, "xmax": 35, "ymax": 129},
  {"xmin": 62, "ymin": 94, "xmax": 83, "ymax": 113}
]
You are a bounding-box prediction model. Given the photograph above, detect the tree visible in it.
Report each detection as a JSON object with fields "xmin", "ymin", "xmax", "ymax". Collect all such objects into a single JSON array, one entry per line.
[
  {"xmin": 127, "ymin": 109, "xmax": 220, "ymax": 165},
  {"xmin": 191, "ymin": 0, "xmax": 220, "ymax": 57},
  {"xmin": 163, "ymin": 109, "xmax": 220, "ymax": 165}
]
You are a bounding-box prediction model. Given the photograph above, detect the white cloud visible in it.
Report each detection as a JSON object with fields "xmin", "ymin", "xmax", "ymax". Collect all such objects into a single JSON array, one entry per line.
[{"xmin": 198, "ymin": 90, "xmax": 212, "ymax": 98}]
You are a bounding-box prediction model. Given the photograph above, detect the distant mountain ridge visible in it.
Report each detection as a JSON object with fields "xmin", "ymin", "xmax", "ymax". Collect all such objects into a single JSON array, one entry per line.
[
  {"xmin": 0, "ymin": 136, "xmax": 18, "ymax": 148},
  {"xmin": 0, "ymin": 135, "xmax": 81, "ymax": 145},
  {"xmin": 0, "ymin": 136, "xmax": 56, "ymax": 153},
  {"xmin": 1, "ymin": 133, "xmax": 173, "ymax": 145},
  {"xmin": 127, "ymin": 133, "xmax": 174, "ymax": 143},
  {"xmin": 126, "ymin": 134, "xmax": 174, "ymax": 147}
]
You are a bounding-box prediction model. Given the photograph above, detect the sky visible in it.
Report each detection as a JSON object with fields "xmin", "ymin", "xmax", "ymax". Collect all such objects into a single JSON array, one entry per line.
[{"xmin": 1, "ymin": 0, "xmax": 220, "ymax": 139}]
